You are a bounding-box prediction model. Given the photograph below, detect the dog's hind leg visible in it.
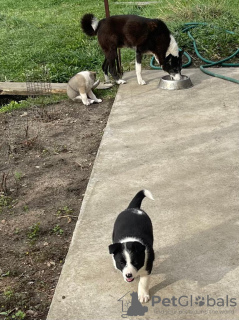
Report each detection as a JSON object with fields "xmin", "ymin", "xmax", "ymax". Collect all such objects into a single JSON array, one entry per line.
[
  {"xmin": 102, "ymin": 58, "xmax": 110, "ymax": 83},
  {"xmin": 136, "ymin": 51, "xmax": 146, "ymax": 85},
  {"xmin": 138, "ymin": 275, "xmax": 150, "ymax": 303},
  {"xmin": 106, "ymin": 49, "xmax": 126, "ymax": 84}
]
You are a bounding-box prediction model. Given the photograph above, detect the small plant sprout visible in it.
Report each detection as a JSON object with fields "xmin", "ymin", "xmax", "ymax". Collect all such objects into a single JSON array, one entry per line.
[
  {"xmin": 13, "ymin": 310, "xmax": 26, "ymax": 319},
  {"xmin": 52, "ymin": 225, "xmax": 64, "ymax": 235},
  {"xmin": 0, "ymin": 193, "xmax": 13, "ymax": 213},
  {"xmin": 57, "ymin": 206, "xmax": 73, "ymax": 216},
  {"xmin": 14, "ymin": 171, "xmax": 23, "ymax": 181},
  {"xmin": 27, "ymin": 222, "xmax": 40, "ymax": 241}
]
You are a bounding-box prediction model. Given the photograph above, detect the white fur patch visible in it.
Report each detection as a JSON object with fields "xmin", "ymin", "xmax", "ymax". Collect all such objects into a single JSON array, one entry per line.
[
  {"xmin": 135, "ymin": 62, "xmax": 146, "ymax": 85},
  {"xmin": 120, "ymin": 237, "xmax": 144, "ymax": 245},
  {"xmin": 173, "ymin": 73, "xmax": 182, "ymax": 80},
  {"xmin": 138, "ymin": 275, "xmax": 150, "ymax": 303},
  {"xmin": 154, "ymin": 54, "xmax": 159, "ymax": 64},
  {"xmin": 104, "ymin": 74, "xmax": 110, "ymax": 83},
  {"xmin": 122, "ymin": 248, "xmax": 137, "ymax": 280},
  {"xmin": 116, "ymin": 79, "xmax": 126, "ymax": 84},
  {"xmin": 112, "ymin": 255, "xmax": 117, "ymax": 270},
  {"xmin": 166, "ymin": 35, "xmax": 179, "ymax": 57},
  {"xmin": 131, "ymin": 208, "xmax": 144, "ymax": 215},
  {"xmin": 143, "ymin": 189, "xmax": 154, "ymax": 201},
  {"xmin": 91, "ymin": 17, "xmax": 99, "ymax": 31}
]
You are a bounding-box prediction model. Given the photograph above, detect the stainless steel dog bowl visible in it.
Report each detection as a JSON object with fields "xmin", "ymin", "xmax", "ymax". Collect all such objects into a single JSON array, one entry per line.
[{"xmin": 159, "ymin": 75, "xmax": 193, "ymax": 90}]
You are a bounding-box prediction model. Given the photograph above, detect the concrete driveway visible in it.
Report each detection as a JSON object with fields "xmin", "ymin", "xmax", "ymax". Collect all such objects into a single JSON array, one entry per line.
[{"xmin": 47, "ymin": 68, "xmax": 239, "ymax": 320}]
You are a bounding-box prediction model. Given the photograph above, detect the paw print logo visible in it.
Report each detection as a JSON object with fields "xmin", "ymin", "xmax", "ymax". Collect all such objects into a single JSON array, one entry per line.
[
  {"xmin": 125, "ymin": 300, "xmax": 131, "ymax": 309},
  {"xmin": 195, "ymin": 296, "xmax": 205, "ymax": 307}
]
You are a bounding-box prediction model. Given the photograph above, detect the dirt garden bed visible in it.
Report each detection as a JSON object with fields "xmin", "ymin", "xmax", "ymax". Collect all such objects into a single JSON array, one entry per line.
[{"xmin": 0, "ymin": 97, "xmax": 113, "ymax": 320}]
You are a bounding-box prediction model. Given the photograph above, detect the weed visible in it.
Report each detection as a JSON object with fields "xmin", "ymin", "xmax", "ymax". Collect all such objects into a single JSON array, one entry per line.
[
  {"xmin": 13, "ymin": 310, "xmax": 26, "ymax": 319},
  {"xmin": 56, "ymin": 206, "xmax": 77, "ymax": 223},
  {"xmin": 14, "ymin": 171, "xmax": 23, "ymax": 181},
  {"xmin": 1, "ymin": 270, "xmax": 10, "ymax": 277},
  {"xmin": 57, "ymin": 206, "xmax": 73, "ymax": 216},
  {"xmin": 0, "ymin": 193, "xmax": 12, "ymax": 213},
  {"xmin": 42, "ymin": 149, "xmax": 49, "ymax": 155},
  {"xmin": 0, "ymin": 310, "xmax": 27, "ymax": 319},
  {"xmin": 52, "ymin": 224, "xmax": 64, "ymax": 235},
  {"xmin": 14, "ymin": 228, "xmax": 20, "ymax": 234},
  {"xmin": 27, "ymin": 222, "xmax": 40, "ymax": 241},
  {"xmin": 4, "ymin": 288, "xmax": 14, "ymax": 299}
]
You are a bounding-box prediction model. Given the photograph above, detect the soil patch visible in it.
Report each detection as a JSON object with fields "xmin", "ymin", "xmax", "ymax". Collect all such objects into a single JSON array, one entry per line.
[{"xmin": 0, "ymin": 98, "xmax": 113, "ymax": 320}]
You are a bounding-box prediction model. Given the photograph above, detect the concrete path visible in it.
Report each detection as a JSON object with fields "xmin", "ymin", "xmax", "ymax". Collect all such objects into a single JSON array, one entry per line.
[{"xmin": 47, "ymin": 68, "xmax": 239, "ymax": 320}]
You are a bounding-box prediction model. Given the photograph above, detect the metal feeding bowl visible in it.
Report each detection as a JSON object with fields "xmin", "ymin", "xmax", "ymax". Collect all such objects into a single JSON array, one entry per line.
[{"xmin": 159, "ymin": 75, "xmax": 193, "ymax": 90}]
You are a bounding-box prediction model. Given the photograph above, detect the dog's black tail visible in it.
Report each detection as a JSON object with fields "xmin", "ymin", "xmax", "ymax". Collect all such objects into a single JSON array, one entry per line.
[
  {"xmin": 128, "ymin": 190, "xmax": 154, "ymax": 209},
  {"xmin": 81, "ymin": 13, "xmax": 99, "ymax": 36}
]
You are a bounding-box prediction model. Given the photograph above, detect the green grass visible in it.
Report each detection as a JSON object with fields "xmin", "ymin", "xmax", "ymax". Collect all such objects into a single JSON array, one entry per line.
[
  {"xmin": 0, "ymin": 0, "xmax": 238, "ymax": 83},
  {"xmin": 0, "ymin": 94, "xmax": 67, "ymax": 113}
]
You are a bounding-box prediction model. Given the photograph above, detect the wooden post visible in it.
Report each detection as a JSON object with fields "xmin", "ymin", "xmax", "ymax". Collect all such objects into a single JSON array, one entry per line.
[{"xmin": 104, "ymin": 0, "xmax": 110, "ymax": 17}]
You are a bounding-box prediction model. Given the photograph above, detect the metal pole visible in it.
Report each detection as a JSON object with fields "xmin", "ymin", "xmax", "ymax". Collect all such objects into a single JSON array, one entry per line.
[{"xmin": 103, "ymin": 0, "xmax": 122, "ymax": 76}]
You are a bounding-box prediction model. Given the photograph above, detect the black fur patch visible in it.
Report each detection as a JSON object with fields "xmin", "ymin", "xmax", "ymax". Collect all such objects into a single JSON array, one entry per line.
[{"xmin": 81, "ymin": 13, "xmax": 97, "ymax": 36}]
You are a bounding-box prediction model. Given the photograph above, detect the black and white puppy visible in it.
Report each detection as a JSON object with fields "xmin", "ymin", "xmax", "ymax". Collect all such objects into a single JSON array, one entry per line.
[
  {"xmin": 81, "ymin": 14, "xmax": 183, "ymax": 85},
  {"xmin": 109, "ymin": 190, "xmax": 155, "ymax": 303}
]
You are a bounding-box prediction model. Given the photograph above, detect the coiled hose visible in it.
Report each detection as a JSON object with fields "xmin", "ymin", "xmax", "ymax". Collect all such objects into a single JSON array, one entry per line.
[{"xmin": 150, "ymin": 22, "xmax": 239, "ymax": 84}]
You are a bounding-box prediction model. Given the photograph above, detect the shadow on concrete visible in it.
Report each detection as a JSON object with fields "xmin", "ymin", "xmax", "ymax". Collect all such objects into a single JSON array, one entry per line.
[{"xmin": 151, "ymin": 217, "xmax": 239, "ymax": 295}]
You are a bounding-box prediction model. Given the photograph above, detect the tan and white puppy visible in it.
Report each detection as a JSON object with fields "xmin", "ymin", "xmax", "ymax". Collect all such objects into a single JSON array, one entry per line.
[{"xmin": 67, "ymin": 71, "xmax": 102, "ymax": 106}]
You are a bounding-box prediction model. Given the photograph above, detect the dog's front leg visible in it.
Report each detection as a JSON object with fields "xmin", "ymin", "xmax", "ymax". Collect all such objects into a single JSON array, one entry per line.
[
  {"xmin": 88, "ymin": 90, "xmax": 102, "ymax": 103},
  {"xmin": 138, "ymin": 275, "xmax": 150, "ymax": 303},
  {"xmin": 79, "ymin": 92, "xmax": 94, "ymax": 106},
  {"xmin": 136, "ymin": 51, "xmax": 146, "ymax": 85},
  {"xmin": 73, "ymin": 95, "xmax": 94, "ymax": 105}
]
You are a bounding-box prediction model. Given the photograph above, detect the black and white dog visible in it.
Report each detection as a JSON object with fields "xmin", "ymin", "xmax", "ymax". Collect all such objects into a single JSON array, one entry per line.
[
  {"xmin": 81, "ymin": 14, "xmax": 183, "ymax": 85},
  {"xmin": 109, "ymin": 190, "xmax": 155, "ymax": 303}
]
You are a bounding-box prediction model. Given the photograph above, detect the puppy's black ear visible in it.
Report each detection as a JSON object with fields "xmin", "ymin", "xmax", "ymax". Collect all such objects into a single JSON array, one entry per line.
[{"xmin": 109, "ymin": 243, "xmax": 122, "ymax": 254}]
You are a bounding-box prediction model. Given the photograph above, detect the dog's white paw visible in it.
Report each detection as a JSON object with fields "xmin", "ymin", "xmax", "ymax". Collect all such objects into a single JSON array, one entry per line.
[
  {"xmin": 138, "ymin": 79, "xmax": 146, "ymax": 85},
  {"xmin": 138, "ymin": 292, "xmax": 150, "ymax": 303},
  {"xmin": 96, "ymin": 99, "xmax": 102, "ymax": 103},
  {"xmin": 84, "ymin": 99, "xmax": 94, "ymax": 106},
  {"xmin": 116, "ymin": 79, "xmax": 126, "ymax": 84}
]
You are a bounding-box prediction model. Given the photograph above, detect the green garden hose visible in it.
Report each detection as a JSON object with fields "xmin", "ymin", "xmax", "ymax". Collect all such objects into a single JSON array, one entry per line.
[{"xmin": 150, "ymin": 22, "xmax": 239, "ymax": 84}]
